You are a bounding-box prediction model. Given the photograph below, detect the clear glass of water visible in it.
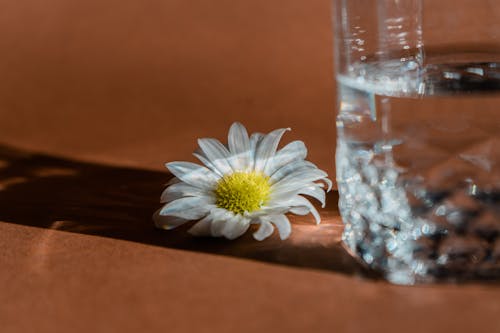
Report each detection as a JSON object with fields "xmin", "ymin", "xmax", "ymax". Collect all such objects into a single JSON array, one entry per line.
[{"xmin": 333, "ymin": 0, "xmax": 500, "ymax": 284}]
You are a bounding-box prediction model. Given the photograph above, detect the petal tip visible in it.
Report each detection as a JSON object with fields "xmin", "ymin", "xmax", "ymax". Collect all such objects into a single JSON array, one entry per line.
[{"xmin": 230, "ymin": 121, "xmax": 245, "ymax": 129}]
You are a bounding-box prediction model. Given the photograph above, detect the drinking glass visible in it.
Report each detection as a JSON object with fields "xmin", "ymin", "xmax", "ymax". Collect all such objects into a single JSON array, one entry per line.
[{"xmin": 333, "ymin": 0, "xmax": 500, "ymax": 284}]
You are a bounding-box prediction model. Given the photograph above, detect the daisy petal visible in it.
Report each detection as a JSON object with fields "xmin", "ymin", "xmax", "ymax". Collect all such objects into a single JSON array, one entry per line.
[
  {"xmin": 318, "ymin": 176, "xmax": 333, "ymax": 192},
  {"xmin": 206, "ymin": 207, "xmax": 233, "ymax": 237},
  {"xmin": 272, "ymin": 168, "xmax": 329, "ymax": 194},
  {"xmin": 253, "ymin": 220, "xmax": 274, "ymax": 241},
  {"xmin": 249, "ymin": 205, "xmax": 289, "ymax": 217},
  {"xmin": 198, "ymin": 138, "xmax": 233, "ymax": 174},
  {"xmin": 228, "ymin": 122, "xmax": 250, "ymax": 155},
  {"xmin": 249, "ymin": 132, "xmax": 264, "ymax": 168},
  {"xmin": 270, "ymin": 214, "xmax": 292, "ymax": 240},
  {"xmin": 265, "ymin": 140, "xmax": 307, "ymax": 175},
  {"xmin": 272, "ymin": 184, "xmax": 326, "ymax": 208},
  {"xmin": 153, "ymin": 209, "xmax": 189, "ymax": 230},
  {"xmin": 249, "ymin": 132, "xmax": 264, "ymax": 151},
  {"xmin": 227, "ymin": 123, "xmax": 252, "ymax": 170},
  {"xmin": 254, "ymin": 128, "xmax": 290, "ymax": 172},
  {"xmin": 166, "ymin": 161, "xmax": 219, "ymax": 190},
  {"xmin": 278, "ymin": 167, "xmax": 328, "ymax": 184},
  {"xmin": 159, "ymin": 196, "xmax": 214, "ymax": 219},
  {"xmin": 188, "ymin": 215, "xmax": 213, "ymax": 236},
  {"xmin": 166, "ymin": 177, "xmax": 181, "ymax": 186},
  {"xmin": 210, "ymin": 218, "xmax": 226, "ymax": 237},
  {"xmin": 193, "ymin": 150, "xmax": 224, "ymax": 177},
  {"xmin": 289, "ymin": 206, "xmax": 309, "ymax": 215},
  {"xmin": 288, "ymin": 196, "xmax": 321, "ymax": 224},
  {"xmin": 160, "ymin": 182, "xmax": 211, "ymax": 203},
  {"xmin": 222, "ymin": 215, "xmax": 251, "ymax": 240},
  {"xmin": 269, "ymin": 160, "xmax": 316, "ymax": 183},
  {"xmin": 299, "ymin": 185, "xmax": 326, "ymax": 208}
]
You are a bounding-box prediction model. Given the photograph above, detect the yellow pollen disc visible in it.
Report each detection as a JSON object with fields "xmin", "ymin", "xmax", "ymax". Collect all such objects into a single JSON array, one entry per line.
[{"xmin": 214, "ymin": 171, "xmax": 271, "ymax": 215}]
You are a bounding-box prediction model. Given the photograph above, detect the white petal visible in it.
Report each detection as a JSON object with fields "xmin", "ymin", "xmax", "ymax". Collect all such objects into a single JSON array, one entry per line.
[
  {"xmin": 271, "ymin": 183, "xmax": 326, "ymax": 208},
  {"xmin": 197, "ymin": 138, "xmax": 233, "ymax": 175},
  {"xmin": 268, "ymin": 194, "xmax": 319, "ymax": 222},
  {"xmin": 252, "ymin": 220, "xmax": 274, "ymax": 241},
  {"xmin": 249, "ymin": 132, "xmax": 264, "ymax": 168},
  {"xmin": 289, "ymin": 206, "xmax": 309, "ymax": 215},
  {"xmin": 160, "ymin": 182, "xmax": 211, "ymax": 203},
  {"xmin": 249, "ymin": 132, "xmax": 264, "ymax": 151},
  {"xmin": 187, "ymin": 215, "xmax": 213, "ymax": 236},
  {"xmin": 222, "ymin": 215, "xmax": 251, "ymax": 240},
  {"xmin": 280, "ymin": 140, "xmax": 307, "ymax": 159},
  {"xmin": 272, "ymin": 168, "xmax": 329, "ymax": 194},
  {"xmin": 153, "ymin": 209, "xmax": 189, "ymax": 230},
  {"xmin": 159, "ymin": 196, "xmax": 214, "ymax": 219},
  {"xmin": 193, "ymin": 150, "xmax": 224, "ymax": 177},
  {"xmin": 265, "ymin": 140, "xmax": 307, "ymax": 175},
  {"xmin": 166, "ymin": 161, "xmax": 219, "ymax": 190},
  {"xmin": 227, "ymin": 153, "xmax": 253, "ymax": 172},
  {"xmin": 205, "ymin": 208, "xmax": 227, "ymax": 236},
  {"xmin": 228, "ymin": 122, "xmax": 250, "ymax": 155},
  {"xmin": 270, "ymin": 214, "xmax": 292, "ymax": 240},
  {"xmin": 227, "ymin": 123, "xmax": 252, "ymax": 170},
  {"xmin": 277, "ymin": 167, "xmax": 328, "ymax": 184},
  {"xmin": 272, "ymin": 160, "xmax": 332, "ymax": 192},
  {"xmin": 269, "ymin": 160, "xmax": 316, "ymax": 183},
  {"xmin": 249, "ymin": 205, "xmax": 289, "ymax": 217},
  {"xmin": 254, "ymin": 128, "xmax": 290, "ymax": 172},
  {"xmin": 166, "ymin": 177, "xmax": 181, "ymax": 186},
  {"xmin": 288, "ymin": 196, "xmax": 321, "ymax": 224},
  {"xmin": 299, "ymin": 185, "xmax": 326, "ymax": 207},
  {"xmin": 322, "ymin": 178, "xmax": 333, "ymax": 192},
  {"xmin": 210, "ymin": 218, "xmax": 226, "ymax": 237}
]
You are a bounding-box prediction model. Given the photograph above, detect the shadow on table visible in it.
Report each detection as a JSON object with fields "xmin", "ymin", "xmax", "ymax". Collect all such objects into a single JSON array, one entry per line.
[{"xmin": 0, "ymin": 144, "xmax": 373, "ymax": 278}]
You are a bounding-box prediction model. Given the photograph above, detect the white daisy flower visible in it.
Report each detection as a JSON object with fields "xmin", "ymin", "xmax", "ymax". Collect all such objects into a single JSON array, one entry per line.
[{"xmin": 154, "ymin": 122, "xmax": 332, "ymax": 241}]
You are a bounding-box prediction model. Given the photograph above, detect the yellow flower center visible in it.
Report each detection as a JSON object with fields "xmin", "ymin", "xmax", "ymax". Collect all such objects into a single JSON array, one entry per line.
[{"xmin": 214, "ymin": 171, "xmax": 271, "ymax": 215}]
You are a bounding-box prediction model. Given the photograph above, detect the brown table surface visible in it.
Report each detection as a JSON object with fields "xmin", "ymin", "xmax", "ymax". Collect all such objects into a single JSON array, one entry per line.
[{"xmin": 1, "ymin": 0, "xmax": 499, "ymax": 332}]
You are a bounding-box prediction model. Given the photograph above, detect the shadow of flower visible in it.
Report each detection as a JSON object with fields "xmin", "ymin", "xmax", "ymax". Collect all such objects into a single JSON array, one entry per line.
[{"xmin": 0, "ymin": 144, "xmax": 374, "ymax": 278}]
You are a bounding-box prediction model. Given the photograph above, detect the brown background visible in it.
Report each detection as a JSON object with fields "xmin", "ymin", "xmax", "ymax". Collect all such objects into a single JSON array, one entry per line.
[
  {"xmin": 0, "ymin": 0, "xmax": 335, "ymax": 172},
  {"xmin": 0, "ymin": 0, "xmax": 499, "ymax": 332}
]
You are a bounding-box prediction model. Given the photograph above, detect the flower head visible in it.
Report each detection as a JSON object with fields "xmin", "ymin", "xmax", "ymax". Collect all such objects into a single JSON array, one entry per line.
[{"xmin": 154, "ymin": 122, "xmax": 331, "ymax": 240}]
